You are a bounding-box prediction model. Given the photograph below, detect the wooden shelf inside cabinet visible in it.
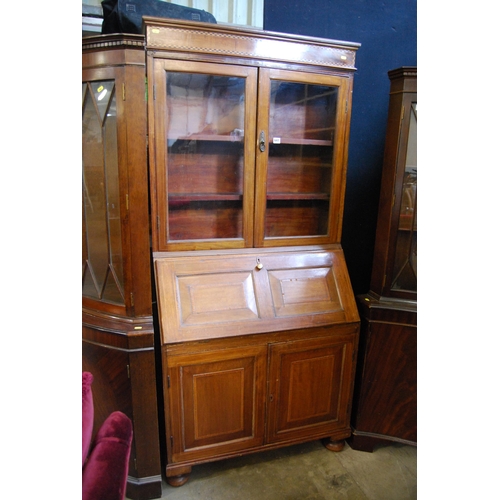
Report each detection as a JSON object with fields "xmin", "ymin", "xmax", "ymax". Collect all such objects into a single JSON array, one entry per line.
[
  {"xmin": 267, "ymin": 193, "xmax": 330, "ymax": 201},
  {"xmin": 398, "ymin": 223, "xmax": 417, "ymax": 232},
  {"xmin": 176, "ymin": 134, "xmax": 244, "ymax": 142},
  {"xmin": 270, "ymin": 138, "xmax": 333, "ymax": 146},
  {"xmin": 169, "ymin": 194, "xmax": 243, "ymax": 202}
]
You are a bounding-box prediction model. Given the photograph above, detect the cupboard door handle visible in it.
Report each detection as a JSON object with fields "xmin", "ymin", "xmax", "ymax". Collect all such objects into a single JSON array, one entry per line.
[{"xmin": 259, "ymin": 131, "xmax": 266, "ymax": 152}]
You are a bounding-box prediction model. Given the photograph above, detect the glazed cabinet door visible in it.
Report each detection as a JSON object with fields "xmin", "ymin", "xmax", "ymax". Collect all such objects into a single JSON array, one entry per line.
[
  {"xmin": 165, "ymin": 344, "xmax": 267, "ymax": 463},
  {"xmin": 82, "ymin": 54, "xmax": 152, "ymax": 318},
  {"xmin": 388, "ymin": 99, "xmax": 417, "ymax": 296},
  {"xmin": 149, "ymin": 59, "xmax": 258, "ymax": 251},
  {"xmin": 254, "ymin": 69, "xmax": 352, "ymax": 247},
  {"xmin": 370, "ymin": 68, "xmax": 417, "ymax": 301},
  {"xmin": 82, "ymin": 74, "xmax": 128, "ymax": 312},
  {"xmin": 267, "ymin": 333, "xmax": 355, "ymax": 444}
]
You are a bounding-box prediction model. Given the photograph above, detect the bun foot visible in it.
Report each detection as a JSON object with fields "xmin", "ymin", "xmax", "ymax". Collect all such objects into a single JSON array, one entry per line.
[
  {"xmin": 324, "ymin": 438, "xmax": 345, "ymax": 452},
  {"xmin": 166, "ymin": 474, "xmax": 190, "ymax": 487},
  {"xmin": 166, "ymin": 464, "xmax": 192, "ymax": 487}
]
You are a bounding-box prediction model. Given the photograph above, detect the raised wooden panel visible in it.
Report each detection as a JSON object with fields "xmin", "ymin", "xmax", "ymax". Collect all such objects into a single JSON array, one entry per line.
[
  {"xmin": 177, "ymin": 271, "xmax": 259, "ymax": 325},
  {"xmin": 269, "ymin": 266, "xmax": 341, "ymax": 317},
  {"xmin": 154, "ymin": 246, "xmax": 359, "ymax": 343},
  {"xmin": 267, "ymin": 335, "xmax": 354, "ymax": 443},
  {"xmin": 166, "ymin": 345, "xmax": 267, "ymax": 462},
  {"xmin": 185, "ymin": 361, "xmax": 248, "ymax": 445}
]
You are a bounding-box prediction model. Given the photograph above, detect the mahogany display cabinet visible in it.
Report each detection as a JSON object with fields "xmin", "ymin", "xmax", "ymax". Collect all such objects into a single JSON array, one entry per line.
[
  {"xmin": 83, "ymin": 17, "xmax": 362, "ymax": 494},
  {"xmin": 145, "ymin": 18, "xmax": 361, "ymax": 486},
  {"xmin": 82, "ymin": 35, "xmax": 162, "ymax": 499},
  {"xmin": 349, "ymin": 67, "xmax": 417, "ymax": 452}
]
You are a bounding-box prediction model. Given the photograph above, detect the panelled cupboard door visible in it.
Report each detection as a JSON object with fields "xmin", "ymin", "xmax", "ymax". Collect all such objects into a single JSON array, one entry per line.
[
  {"xmin": 267, "ymin": 335, "xmax": 355, "ymax": 444},
  {"xmin": 166, "ymin": 345, "xmax": 267, "ymax": 462},
  {"xmin": 255, "ymin": 69, "xmax": 352, "ymax": 247},
  {"xmin": 149, "ymin": 59, "xmax": 258, "ymax": 251}
]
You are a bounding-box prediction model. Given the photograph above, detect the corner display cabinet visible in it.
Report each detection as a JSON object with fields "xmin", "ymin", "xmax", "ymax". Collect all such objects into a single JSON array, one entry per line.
[
  {"xmin": 145, "ymin": 18, "xmax": 361, "ymax": 487},
  {"xmin": 349, "ymin": 67, "xmax": 417, "ymax": 452},
  {"xmin": 82, "ymin": 35, "xmax": 162, "ymax": 499}
]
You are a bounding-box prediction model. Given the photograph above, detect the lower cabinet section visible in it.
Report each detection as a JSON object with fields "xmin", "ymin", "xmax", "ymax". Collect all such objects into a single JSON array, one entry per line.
[
  {"xmin": 348, "ymin": 295, "xmax": 417, "ymax": 452},
  {"xmin": 162, "ymin": 325, "xmax": 358, "ymax": 485},
  {"xmin": 82, "ymin": 316, "xmax": 163, "ymax": 500},
  {"xmin": 154, "ymin": 246, "xmax": 360, "ymax": 486}
]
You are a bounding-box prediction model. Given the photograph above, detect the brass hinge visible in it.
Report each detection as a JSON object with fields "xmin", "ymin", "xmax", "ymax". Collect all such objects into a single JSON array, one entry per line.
[
  {"xmin": 167, "ymin": 375, "xmax": 171, "ymax": 388},
  {"xmin": 345, "ymin": 99, "xmax": 348, "ymax": 114},
  {"xmin": 130, "ymin": 292, "xmax": 135, "ymax": 307},
  {"xmin": 125, "ymin": 193, "xmax": 129, "ymax": 211},
  {"xmin": 145, "ymin": 77, "xmax": 148, "ymax": 102},
  {"xmin": 122, "ymin": 83, "xmax": 126, "ymax": 101},
  {"xmin": 126, "ymin": 364, "xmax": 130, "ymax": 378},
  {"xmin": 153, "ymin": 84, "xmax": 156, "ymax": 101}
]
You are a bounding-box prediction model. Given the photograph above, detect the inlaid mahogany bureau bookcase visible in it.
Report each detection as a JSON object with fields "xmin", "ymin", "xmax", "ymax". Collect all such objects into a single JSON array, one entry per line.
[
  {"xmin": 349, "ymin": 67, "xmax": 417, "ymax": 452},
  {"xmin": 83, "ymin": 17, "xmax": 361, "ymax": 494}
]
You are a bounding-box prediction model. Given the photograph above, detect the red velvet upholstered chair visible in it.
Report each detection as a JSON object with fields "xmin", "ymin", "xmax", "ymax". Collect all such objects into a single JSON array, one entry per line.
[{"xmin": 82, "ymin": 372, "xmax": 133, "ymax": 500}]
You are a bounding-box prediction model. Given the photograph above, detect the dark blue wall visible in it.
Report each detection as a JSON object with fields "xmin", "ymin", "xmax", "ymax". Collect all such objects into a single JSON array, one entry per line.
[{"xmin": 264, "ymin": 0, "xmax": 417, "ymax": 294}]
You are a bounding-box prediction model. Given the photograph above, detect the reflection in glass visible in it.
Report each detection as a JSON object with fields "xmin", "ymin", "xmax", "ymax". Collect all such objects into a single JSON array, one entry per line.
[
  {"xmin": 391, "ymin": 102, "xmax": 417, "ymax": 292},
  {"xmin": 265, "ymin": 81, "xmax": 338, "ymax": 238},
  {"xmin": 166, "ymin": 72, "xmax": 246, "ymax": 241},
  {"xmin": 82, "ymin": 80, "xmax": 124, "ymax": 304}
]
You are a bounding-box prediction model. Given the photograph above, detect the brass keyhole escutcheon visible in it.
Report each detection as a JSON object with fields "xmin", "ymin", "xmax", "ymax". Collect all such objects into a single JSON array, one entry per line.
[
  {"xmin": 256, "ymin": 258, "xmax": 263, "ymax": 270},
  {"xmin": 259, "ymin": 131, "xmax": 266, "ymax": 152}
]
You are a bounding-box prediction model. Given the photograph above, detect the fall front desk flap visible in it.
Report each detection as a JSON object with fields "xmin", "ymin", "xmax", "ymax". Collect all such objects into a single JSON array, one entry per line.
[{"xmin": 154, "ymin": 246, "xmax": 359, "ymax": 343}]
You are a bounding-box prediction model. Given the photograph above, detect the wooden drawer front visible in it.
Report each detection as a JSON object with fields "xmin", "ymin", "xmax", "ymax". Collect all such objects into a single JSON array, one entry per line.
[
  {"xmin": 267, "ymin": 335, "xmax": 354, "ymax": 443},
  {"xmin": 167, "ymin": 346, "xmax": 267, "ymax": 462},
  {"xmin": 155, "ymin": 248, "xmax": 359, "ymax": 343}
]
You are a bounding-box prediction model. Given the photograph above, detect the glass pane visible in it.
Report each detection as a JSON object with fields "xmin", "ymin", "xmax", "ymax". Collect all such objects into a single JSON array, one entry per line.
[
  {"xmin": 166, "ymin": 72, "xmax": 246, "ymax": 241},
  {"xmin": 265, "ymin": 81, "xmax": 338, "ymax": 237},
  {"xmin": 82, "ymin": 80, "xmax": 125, "ymax": 305},
  {"xmin": 391, "ymin": 102, "xmax": 417, "ymax": 292}
]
